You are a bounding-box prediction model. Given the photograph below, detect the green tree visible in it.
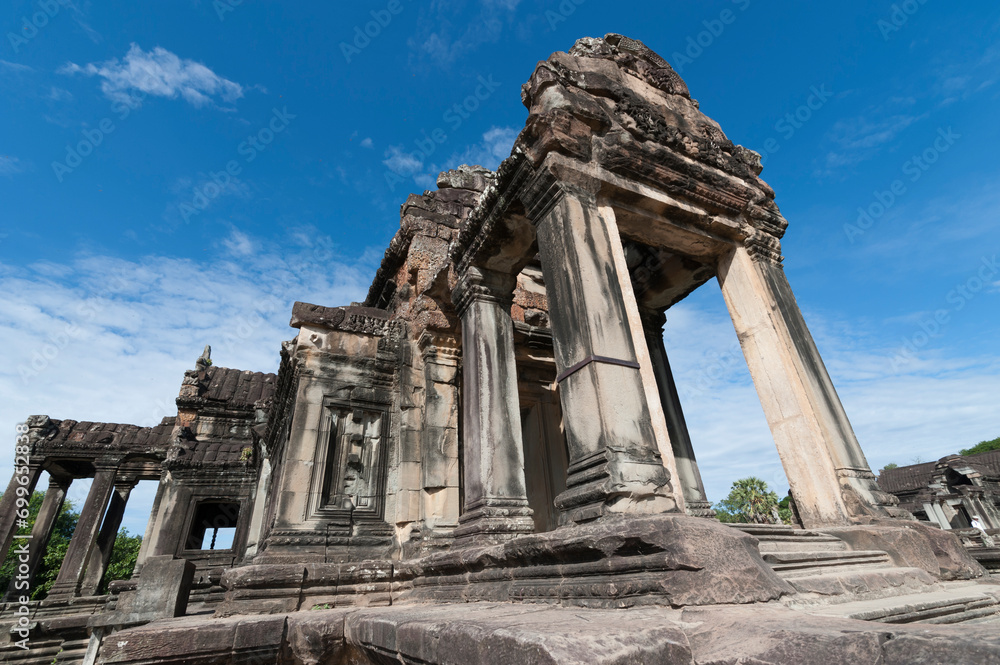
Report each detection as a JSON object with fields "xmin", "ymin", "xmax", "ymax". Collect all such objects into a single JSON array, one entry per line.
[
  {"xmin": 881, "ymin": 462, "xmax": 898, "ymax": 471},
  {"xmin": 714, "ymin": 477, "xmax": 783, "ymax": 524},
  {"xmin": 0, "ymin": 491, "xmax": 79, "ymax": 599},
  {"xmin": 100, "ymin": 529, "xmax": 142, "ymax": 594},
  {"xmin": 961, "ymin": 436, "xmax": 1000, "ymax": 456},
  {"xmin": 0, "ymin": 491, "xmax": 142, "ymax": 599}
]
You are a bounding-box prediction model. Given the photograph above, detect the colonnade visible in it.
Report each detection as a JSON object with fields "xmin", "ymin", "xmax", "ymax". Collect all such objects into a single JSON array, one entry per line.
[
  {"xmin": 452, "ymin": 184, "xmax": 895, "ymax": 538},
  {"xmin": 0, "ymin": 461, "xmax": 138, "ymax": 600}
]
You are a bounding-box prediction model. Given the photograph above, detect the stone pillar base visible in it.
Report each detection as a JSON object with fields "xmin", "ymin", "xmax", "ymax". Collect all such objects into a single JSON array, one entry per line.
[
  {"xmin": 395, "ymin": 513, "xmax": 792, "ymax": 608},
  {"xmin": 684, "ymin": 500, "xmax": 717, "ymax": 518},
  {"xmin": 555, "ymin": 451, "xmax": 676, "ymax": 525},
  {"xmin": 453, "ymin": 499, "xmax": 535, "ymax": 546}
]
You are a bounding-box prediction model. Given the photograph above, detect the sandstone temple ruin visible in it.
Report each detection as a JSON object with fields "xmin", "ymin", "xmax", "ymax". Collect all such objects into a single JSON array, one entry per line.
[{"xmin": 3, "ymin": 35, "xmax": 999, "ymax": 664}]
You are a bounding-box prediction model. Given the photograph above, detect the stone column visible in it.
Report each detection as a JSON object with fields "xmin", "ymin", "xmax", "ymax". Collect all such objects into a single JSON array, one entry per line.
[
  {"xmin": 530, "ymin": 186, "xmax": 676, "ymax": 524},
  {"xmin": 0, "ymin": 464, "xmax": 43, "ymax": 561},
  {"xmin": 641, "ymin": 310, "xmax": 714, "ymax": 517},
  {"xmin": 4, "ymin": 475, "xmax": 71, "ymax": 601},
  {"xmin": 451, "ymin": 267, "xmax": 534, "ymax": 544},
  {"xmin": 79, "ymin": 479, "xmax": 135, "ymax": 596},
  {"xmin": 718, "ymin": 245, "xmax": 905, "ymax": 528},
  {"xmin": 418, "ymin": 331, "xmax": 462, "ymax": 539},
  {"xmin": 133, "ymin": 476, "xmax": 167, "ymax": 574},
  {"xmin": 47, "ymin": 466, "xmax": 118, "ymax": 599}
]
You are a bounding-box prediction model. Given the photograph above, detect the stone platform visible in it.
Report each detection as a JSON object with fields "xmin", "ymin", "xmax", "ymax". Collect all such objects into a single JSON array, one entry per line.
[{"xmin": 96, "ymin": 600, "xmax": 1000, "ymax": 665}]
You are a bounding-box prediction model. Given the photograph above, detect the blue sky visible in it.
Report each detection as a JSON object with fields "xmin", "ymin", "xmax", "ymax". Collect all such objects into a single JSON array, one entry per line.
[{"xmin": 1, "ymin": 1, "xmax": 999, "ymax": 533}]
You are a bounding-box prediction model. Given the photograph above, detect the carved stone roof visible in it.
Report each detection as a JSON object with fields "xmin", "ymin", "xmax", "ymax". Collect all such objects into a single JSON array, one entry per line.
[
  {"xmin": 879, "ymin": 450, "xmax": 1000, "ymax": 494},
  {"xmin": 200, "ymin": 366, "xmax": 277, "ymax": 408},
  {"xmin": 878, "ymin": 462, "xmax": 937, "ymax": 494},
  {"xmin": 26, "ymin": 415, "xmax": 175, "ymax": 458}
]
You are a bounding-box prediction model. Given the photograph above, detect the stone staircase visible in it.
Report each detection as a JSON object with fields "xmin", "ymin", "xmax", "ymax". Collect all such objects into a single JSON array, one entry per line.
[
  {"xmin": 731, "ymin": 523, "xmax": 936, "ymax": 600},
  {"xmin": 810, "ymin": 581, "xmax": 1000, "ymax": 625},
  {"xmin": 732, "ymin": 523, "xmax": 1000, "ymax": 625}
]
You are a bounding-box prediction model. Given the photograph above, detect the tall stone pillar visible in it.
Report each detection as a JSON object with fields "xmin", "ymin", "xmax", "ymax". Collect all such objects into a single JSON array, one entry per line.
[
  {"xmin": 451, "ymin": 267, "xmax": 534, "ymax": 544},
  {"xmin": 133, "ymin": 477, "xmax": 167, "ymax": 574},
  {"xmin": 79, "ymin": 479, "xmax": 135, "ymax": 596},
  {"xmin": 718, "ymin": 245, "xmax": 905, "ymax": 528},
  {"xmin": 529, "ymin": 186, "xmax": 676, "ymax": 524},
  {"xmin": 47, "ymin": 465, "xmax": 118, "ymax": 599},
  {"xmin": 4, "ymin": 475, "xmax": 71, "ymax": 601},
  {"xmin": 418, "ymin": 331, "xmax": 462, "ymax": 540},
  {"xmin": 641, "ymin": 310, "xmax": 714, "ymax": 517},
  {"xmin": 0, "ymin": 464, "xmax": 43, "ymax": 562}
]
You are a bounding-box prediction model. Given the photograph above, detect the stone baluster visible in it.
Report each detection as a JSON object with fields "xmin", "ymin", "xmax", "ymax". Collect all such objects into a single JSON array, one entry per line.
[
  {"xmin": 718, "ymin": 244, "xmax": 905, "ymax": 528},
  {"xmin": 529, "ymin": 184, "xmax": 676, "ymax": 524},
  {"xmin": 451, "ymin": 267, "xmax": 534, "ymax": 544},
  {"xmin": 47, "ymin": 465, "xmax": 118, "ymax": 599}
]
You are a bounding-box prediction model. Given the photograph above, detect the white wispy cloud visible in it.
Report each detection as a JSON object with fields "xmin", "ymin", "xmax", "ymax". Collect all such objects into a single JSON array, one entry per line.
[
  {"xmin": 360, "ymin": 137, "xmax": 374, "ymax": 149},
  {"xmin": 449, "ymin": 125, "xmax": 518, "ymax": 167},
  {"xmin": 0, "ymin": 156, "xmax": 25, "ymax": 177},
  {"xmin": 821, "ymin": 110, "xmax": 925, "ymax": 171},
  {"xmin": 408, "ymin": 0, "xmax": 522, "ymax": 67},
  {"xmin": 0, "ymin": 229, "xmax": 376, "ymax": 533},
  {"xmin": 60, "ymin": 44, "xmax": 246, "ymax": 109},
  {"xmin": 665, "ymin": 287, "xmax": 1000, "ymax": 504},
  {"xmin": 383, "ymin": 145, "xmax": 424, "ymax": 176},
  {"xmin": 385, "ymin": 125, "xmax": 518, "ymax": 192},
  {"xmin": 0, "ymin": 59, "xmax": 33, "ymax": 73},
  {"xmin": 222, "ymin": 227, "xmax": 256, "ymax": 257}
]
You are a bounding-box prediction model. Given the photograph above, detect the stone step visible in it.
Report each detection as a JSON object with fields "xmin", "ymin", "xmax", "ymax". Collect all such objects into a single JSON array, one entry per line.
[
  {"xmin": 764, "ymin": 549, "xmax": 891, "ymax": 576},
  {"xmin": 806, "ymin": 580, "xmax": 1000, "ymax": 624},
  {"xmin": 921, "ymin": 603, "xmax": 1000, "ymax": 625},
  {"xmin": 729, "ymin": 523, "xmax": 798, "ymax": 536},
  {"xmin": 757, "ymin": 536, "xmax": 848, "ymax": 553}
]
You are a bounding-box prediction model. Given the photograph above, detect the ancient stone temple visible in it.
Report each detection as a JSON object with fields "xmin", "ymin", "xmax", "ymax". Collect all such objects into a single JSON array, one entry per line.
[{"xmin": 3, "ymin": 34, "xmax": 1000, "ymax": 664}]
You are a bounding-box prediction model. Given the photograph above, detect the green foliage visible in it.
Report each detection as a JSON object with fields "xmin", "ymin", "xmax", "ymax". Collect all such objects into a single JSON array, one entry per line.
[
  {"xmin": 714, "ymin": 477, "xmax": 784, "ymax": 524},
  {"xmin": 0, "ymin": 490, "xmax": 80, "ymax": 599},
  {"xmin": 960, "ymin": 436, "xmax": 1000, "ymax": 457},
  {"xmin": 882, "ymin": 462, "xmax": 898, "ymax": 470},
  {"xmin": 101, "ymin": 530, "xmax": 142, "ymax": 594},
  {"xmin": 0, "ymin": 490, "xmax": 141, "ymax": 598}
]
